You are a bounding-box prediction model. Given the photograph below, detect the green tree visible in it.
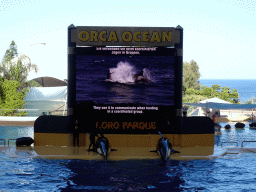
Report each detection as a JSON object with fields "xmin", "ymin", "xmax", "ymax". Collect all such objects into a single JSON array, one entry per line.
[
  {"xmin": 183, "ymin": 60, "xmax": 201, "ymax": 91},
  {"xmin": 0, "ymin": 41, "xmax": 38, "ymax": 116},
  {"xmin": 183, "ymin": 94, "xmax": 208, "ymax": 104},
  {"xmin": 229, "ymin": 89, "xmax": 240, "ymax": 103},
  {"xmin": 200, "ymin": 87, "xmax": 217, "ymax": 97},
  {"xmin": 1, "ymin": 40, "xmax": 18, "ymax": 64},
  {"xmin": 0, "ymin": 80, "xmax": 28, "ymax": 116},
  {"xmin": 8, "ymin": 54, "xmax": 38, "ymax": 86},
  {"xmin": 26, "ymin": 79, "xmax": 42, "ymax": 87},
  {"xmin": 182, "ymin": 59, "xmax": 242, "ymax": 104},
  {"xmin": 221, "ymin": 87, "xmax": 231, "ymax": 92},
  {"xmin": 212, "ymin": 84, "xmax": 221, "ymax": 92},
  {"xmin": 185, "ymin": 88, "xmax": 196, "ymax": 95},
  {"xmin": 1, "ymin": 41, "xmax": 38, "ymax": 87},
  {"xmin": 1, "ymin": 41, "xmax": 18, "ymax": 79},
  {"xmin": 216, "ymin": 87, "xmax": 241, "ymax": 104},
  {"xmin": 245, "ymin": 96, "xmax": 256, "ymax": 104},
  {"xmin": 217, "ymin": 90, "xmax": 230, "ymax": 101}
]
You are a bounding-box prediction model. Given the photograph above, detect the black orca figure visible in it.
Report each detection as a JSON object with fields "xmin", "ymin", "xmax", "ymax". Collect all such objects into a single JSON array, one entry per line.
[
  {"xmin": 249, "ymin": 122, "xmax": 256, "ymax": 128},
  {"xmin": 96, "ymin": 134, "xmax": 110, "ymax": 160},
  {"xmin": 16, "ymin": 137, "xmax": 34, "ymax": 147},
  {"xmin": 235, "ymin": 122, "xmax": 245, "ymax": 128},
  {"xmin": 157, "ymin": 132, "xmax": 171, "ymax": 162},
  {"xmin": 225, "ymin": 124, "xmax": 231, "ymax": 129},
  {"xmin": 152, "ymin": 131, "xmax": 180, "ymax": 162}
]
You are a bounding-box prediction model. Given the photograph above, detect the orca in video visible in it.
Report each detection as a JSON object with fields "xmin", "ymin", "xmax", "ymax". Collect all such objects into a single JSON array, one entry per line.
[{"xmin": 107, "ymin": 69, "xmax": 149, "ymax": 83}]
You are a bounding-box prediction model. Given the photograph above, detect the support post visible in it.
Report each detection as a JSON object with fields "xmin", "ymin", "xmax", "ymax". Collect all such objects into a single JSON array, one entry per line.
[
  {"xmin": 174, "ymin": 25, "xmax": 183, "ymax": 135},
  {"xmin": 68, "ymin": 24, "xmax": 77, "ymax": 144}
]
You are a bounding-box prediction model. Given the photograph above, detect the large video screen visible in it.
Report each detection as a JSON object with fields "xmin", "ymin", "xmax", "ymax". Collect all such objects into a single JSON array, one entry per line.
[{"xmin": 75, "ymin": 46, "xmax": 176, "ymax": 133}]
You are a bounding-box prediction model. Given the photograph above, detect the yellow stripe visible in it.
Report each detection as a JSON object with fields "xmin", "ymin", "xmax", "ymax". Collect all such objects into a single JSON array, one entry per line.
[
  {"xmin": 179, "ymin": 134, "xmax": 214, "ymax": 147},
  {"xmin": 35, "ymin": 133, "xmax": 214, "ymax": 148},
  {"xmin": 34, "ymin": 133, "xmax": 72, "ymax": 146}
]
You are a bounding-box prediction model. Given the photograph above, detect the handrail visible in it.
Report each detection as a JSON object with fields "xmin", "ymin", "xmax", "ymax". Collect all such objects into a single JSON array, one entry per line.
[
  {"xmin": 0, "ymin": 108, "xmax": 67, "ymax": 116},
  {"xmin": 220, "ymin": 142, "xmax": 238, "ymax": 147},
  {"xmin": 8, "ymin": 139, "xmax": 17, "ymax": 146},
  {"xmin": 241, "ymin": 141, "xmax": 256, "ymax": 148},
  {"xmin": 0, "ymin": 139, "xmax": 6, "ymax": 146}
]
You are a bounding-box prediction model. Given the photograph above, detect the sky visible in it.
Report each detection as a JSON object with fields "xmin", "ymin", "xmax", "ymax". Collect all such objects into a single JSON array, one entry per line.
[{"xmin": 0, "ymin": 0, "xmax": 255, "ymax": 81}]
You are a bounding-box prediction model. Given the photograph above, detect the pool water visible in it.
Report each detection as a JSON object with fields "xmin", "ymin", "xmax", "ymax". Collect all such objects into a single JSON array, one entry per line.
[
  {"xmin": 215, "ymin": 122, "xmax": 256, "ymax": 147},
  {"xmin": 0, "ymin": 125, "xmax": 34, "ymax": 146},
  {"xmin": 1, "ymin": 153, "xmax": 256, "ymax": 191},
  {"xmin": 1, "ymin": 124, "xmax": 256, "ymax": 191}
]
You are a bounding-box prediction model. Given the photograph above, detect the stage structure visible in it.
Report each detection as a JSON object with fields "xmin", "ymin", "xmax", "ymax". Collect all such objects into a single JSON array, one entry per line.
[{"xmin": 34, "ymin": 25, "xmax": 214, "ymax": 154}]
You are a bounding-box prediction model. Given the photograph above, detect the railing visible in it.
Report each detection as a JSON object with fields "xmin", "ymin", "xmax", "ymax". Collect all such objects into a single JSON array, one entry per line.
[
  {"xmin": 218, "ymin": 141, "xmax": 256, "ymax": 148},
  {"xmin": 218, "ymin": 142, "xmax": 238, "ymax": 147},
  {"xmin": 241, "ymin": 141, "xmax": 256, "ymax": 148},
  {"xmin": 0, "ymin": 139, "xmax": 16, "ymax": 146},
  {"xmin": 0, "ymin": 139, "xmax": 6, "ymax": 146},
  {"xmin": 0, "ymin": 108, "xmax": 67, "ymax": 116},
  {"xmin": 8, "ymin": 139, "xmax": 17, "ymax": 146},
  {"xmin": 220, "ymin": 109, "xmax": 256, "ymax": 117},
  {"xmin": 188, "ymin": 107, "xmax": 199, "ymax": 116}
]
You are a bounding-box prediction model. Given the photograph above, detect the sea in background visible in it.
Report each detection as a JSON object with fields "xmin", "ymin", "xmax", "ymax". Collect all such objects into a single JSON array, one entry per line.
[{"xmin": 199, "ymin": 79, "xmax": 256, "ymax": 104}]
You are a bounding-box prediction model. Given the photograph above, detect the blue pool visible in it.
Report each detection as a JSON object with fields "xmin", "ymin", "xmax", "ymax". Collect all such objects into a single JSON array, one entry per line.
[
  {"xmin": 0, "ymin": 125, "xmax": 34, "ymax": 146},
  {"xmin": 215, "ymin": 122, "xmax": 256, "ymax": 148},
  {"xmin": 1, "ymin": 124, "xmax": 256, "ymax": 191}
]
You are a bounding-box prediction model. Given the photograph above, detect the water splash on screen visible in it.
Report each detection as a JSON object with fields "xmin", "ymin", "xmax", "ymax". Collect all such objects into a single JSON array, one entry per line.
[
  {"xmin": 108, "ymin": 61, "xmax": 137, "ymax": 83},
  {"xmin": 107, "ymin": 61, "xmax": 153, "ymax": 84}
]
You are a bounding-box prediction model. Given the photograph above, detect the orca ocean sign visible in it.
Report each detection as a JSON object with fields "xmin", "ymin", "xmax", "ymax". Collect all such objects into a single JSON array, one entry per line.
[
  {"xmin": 68, "ymin": 25, "xmax": 183, "ymax": 134},
  {"xmin": 75, "ymin": 26, "xmax": 180, "ymax": 46}
]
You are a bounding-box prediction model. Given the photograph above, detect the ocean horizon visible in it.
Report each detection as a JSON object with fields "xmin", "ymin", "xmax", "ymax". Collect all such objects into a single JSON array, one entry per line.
[{"xmin": 199, "ymin": 79, "xmax": 256, "ymax": 104}]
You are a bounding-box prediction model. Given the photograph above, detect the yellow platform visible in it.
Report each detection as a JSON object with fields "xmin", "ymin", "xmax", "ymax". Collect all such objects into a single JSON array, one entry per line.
[
  {"xmin": 31, "ymin": 131, "xmax": 216, "ymax": 160},
  {"xmin": 34, "ymin": 133, "xmax": 215, "ymax": 148}
]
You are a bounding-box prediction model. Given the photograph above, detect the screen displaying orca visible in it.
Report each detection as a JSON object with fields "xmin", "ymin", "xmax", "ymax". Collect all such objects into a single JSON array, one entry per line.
[{"xmin": 106, "ymin": 63, "xmax": 151, "ymax": 84}]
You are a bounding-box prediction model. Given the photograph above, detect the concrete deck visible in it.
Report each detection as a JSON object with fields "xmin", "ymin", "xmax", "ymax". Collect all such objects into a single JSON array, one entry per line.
[
  {"xmin": 0, "ymin": 145, "xmax": 229, "ymax": 161},
  {"xmin": 0, "ymin": 116, "xmax": 37, "ymax": 126}
]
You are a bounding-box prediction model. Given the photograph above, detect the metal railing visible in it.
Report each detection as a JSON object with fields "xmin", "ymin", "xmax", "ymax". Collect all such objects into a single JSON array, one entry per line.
[
  {"xmin": 219, "ymin": 142, "xmax": 238, "ymax": 147},
  {"xmin": 8, "ymin": 139, "xmax": 17, "ymax": 146},
  {"xmin": 0, "ymin": 107, "xmax": 67, "ymax": 116},
  {"xmin": 241, "ymin": 141, "xmax": 256, "ymax": 148},
  {"xmin": 218, "ymin": 141, "xmax": 256, "ymax": 148},
  {"xmin": 0, "ymin": 139, "xmax": 6, "ymax": 146},
  {"xmin": 0, "ymin": 139, "xmax": 16, "ymax": 146}
]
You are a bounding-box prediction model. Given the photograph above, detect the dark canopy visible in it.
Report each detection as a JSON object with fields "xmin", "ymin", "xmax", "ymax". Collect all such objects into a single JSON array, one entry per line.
[{"xmin": 32, "ymin": 76, "xmax": 67, "ymax": 87}]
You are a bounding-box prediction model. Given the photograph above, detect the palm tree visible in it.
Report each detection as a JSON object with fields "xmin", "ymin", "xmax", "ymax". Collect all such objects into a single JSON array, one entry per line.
[
  {"xmin": 245, "ymin": 96, "xmax": 256, "ymax": 104},
  {"xmin": 0, "ymin": 41, "xmax": 39, "ymax": 87},
  {"xmin": 8, "ymin": 54, "xmax": 38, "ymax": 86},
  {"xmin": 1, "ymin": 41, "xmax": 39, "ymax": 86}
]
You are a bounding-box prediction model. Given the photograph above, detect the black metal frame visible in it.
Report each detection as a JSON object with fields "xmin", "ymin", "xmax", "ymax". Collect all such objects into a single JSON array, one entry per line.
[{"xmin": 67, "ymin": 25, "xmax": 183, "ymax": 134}]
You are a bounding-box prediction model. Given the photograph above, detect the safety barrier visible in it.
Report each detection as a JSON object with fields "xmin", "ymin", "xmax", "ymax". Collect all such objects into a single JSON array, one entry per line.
[
  {"xmin": 241, "ymin": 141, "xmax": 256, "ymax": 148},
  {"xmin": 219, "ymin": 142, "xmax": 238, "ymax": 147},
  {"xmin": 8, "ymin": 139, "xmax": 17, "ymax": 146},
  {"xmin": 1, "ymin": 138, "xmax": 35, "ymax": 147},
  {"xmin": 218, "ymin": 141, "xmax": 256, "ymax": 148},
  {"xmin": 0, "ymin": 139, "xmax": 6, "ymax": 146},
  {"xmin": 0, "ymin": 107, "xmax": 67, "ymax": 116}
]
